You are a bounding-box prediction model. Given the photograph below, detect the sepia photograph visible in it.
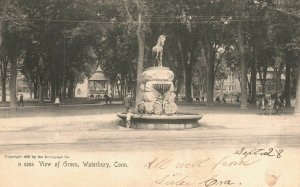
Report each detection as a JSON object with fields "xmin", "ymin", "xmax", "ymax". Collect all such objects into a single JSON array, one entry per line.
[{"xmin": 0, "ymin": 0, "xmax": 299, "ymax": 186}]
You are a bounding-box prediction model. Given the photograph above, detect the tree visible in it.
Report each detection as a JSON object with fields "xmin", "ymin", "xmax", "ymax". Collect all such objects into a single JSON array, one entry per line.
[
  {"xmin": 263, "ymin": 0, "xmax": 300, "ymax": 111},
  {"xmin": 0, "ymin": 47, "xmax": 9, "ymax": 102},
  {"xmin": 237, "ymin": 20, "xmax": 248, "ymax": 109},
  {"xmin": 17, "ymin": 0, "xmax": 101, "ymax": 101},
  {"xmin": 121, "ymin": 0, "xmax": 148, "ymax": 106},
  {"xmin": 1, "ymin": 1, "xmax": 29, "ymax": 110},
  {"xmin": 287, "ymin": 36, "xmax": 300, "ymax": 114},
  {"xmin": 0, "ymin": 0, "xmax": 10, "ymax": 102},
  {"xmin": 97, "ymin": 27, "xmax": 137, "ymax": 97}
]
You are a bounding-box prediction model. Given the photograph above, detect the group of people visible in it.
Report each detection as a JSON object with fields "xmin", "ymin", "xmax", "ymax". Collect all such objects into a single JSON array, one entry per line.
[
  {"xmin": 90, "ymin": 93, "xmax": 113, "ymax": 104},
  {"xmin": 194, "ymin": 96, "xmax": 205, "ymax": 102},
  {"xmin": 258, "ymin": 94, "xmax": 285, "ymax": 115},
  {"xmin": 215, "ymin": 95, "xmax": 227, "ymax": 104}
]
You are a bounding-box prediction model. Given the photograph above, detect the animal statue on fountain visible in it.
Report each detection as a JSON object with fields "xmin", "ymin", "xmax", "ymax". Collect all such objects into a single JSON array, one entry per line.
[{"xmin": 152, "ymin": 35, "xmax": 166, "ymax": 67}]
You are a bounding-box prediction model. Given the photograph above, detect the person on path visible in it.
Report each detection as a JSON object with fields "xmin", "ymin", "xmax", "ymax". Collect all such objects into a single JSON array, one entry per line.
[
  {"xmin": 201, "ymin": 96, "xmax": 205, "ymax": 102},
  {"xmin": 126, "ymin": 109, "xmax": 133, "ymax": 128},
  {"xmin": 104, "ymin": 93, "xmax": 108, "ymax": 104},
  {"xmin": 108, "ymin": 93, "xmax": 113, "ymax": 104},
  {"xmin": 123, "ymin": 93, "xmax": 132, "ymax": 112},
  {"xmin": 19, "ymin": 94, "xmax": 24, "ymax": 107},
  {"xmin": 236, "ymin": 95, "xmax": 240, "ymax": 103},
  {"xmin": 222, "ymin": 95, "xmax": 226, "ymax": 103},
  {"xmin": 54, "ymin": 96, "xmax": 60, "ymax": 106},
  {"xmin": 258, "ymin": 95, "xmax": 268, "ymax": 114}
]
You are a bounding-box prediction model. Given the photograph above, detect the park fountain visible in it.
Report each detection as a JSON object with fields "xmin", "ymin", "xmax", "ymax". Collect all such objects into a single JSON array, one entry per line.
[{"xmin": 117, "ymin": 35, "xmax": 202, "ymax": 129}]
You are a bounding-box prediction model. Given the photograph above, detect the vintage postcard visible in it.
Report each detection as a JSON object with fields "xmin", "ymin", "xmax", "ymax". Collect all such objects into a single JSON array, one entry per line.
[{"xmin": 0, "ymin": 0, "xmax": 299, "ymax": 186}]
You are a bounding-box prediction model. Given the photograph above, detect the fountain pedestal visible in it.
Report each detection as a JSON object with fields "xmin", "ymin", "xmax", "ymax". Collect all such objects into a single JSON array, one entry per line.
[{"xmin": 140, "ymin": 67, "xmax": 177, "ymax": 115}]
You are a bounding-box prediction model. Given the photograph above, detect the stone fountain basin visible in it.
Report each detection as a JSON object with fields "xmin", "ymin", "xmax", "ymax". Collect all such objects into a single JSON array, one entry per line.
[{"xmin": 116, "ymin": 112, "xmax": 202, "ymax": 130}]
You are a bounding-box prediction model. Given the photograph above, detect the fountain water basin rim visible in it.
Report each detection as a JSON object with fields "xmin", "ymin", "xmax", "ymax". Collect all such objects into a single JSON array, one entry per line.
[
  {"xmin": 116, "ymin": 112, "xmax": 203, "ymax": 130},
  {"xmin": 117, "ymin": 112, "xmax": 202, "ymax": 120}
]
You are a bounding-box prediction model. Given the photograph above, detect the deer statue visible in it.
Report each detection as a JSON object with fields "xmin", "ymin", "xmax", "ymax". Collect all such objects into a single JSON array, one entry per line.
[{"xmin": 152, "ymin": 35, "xmax": 166, "ymax": 67}]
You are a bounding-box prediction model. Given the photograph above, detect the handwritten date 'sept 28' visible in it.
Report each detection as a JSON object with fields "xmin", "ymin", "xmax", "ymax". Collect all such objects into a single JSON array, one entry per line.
[{"xmin": 234, "ymin": 147, "xmax": 283, "ymax": 158}]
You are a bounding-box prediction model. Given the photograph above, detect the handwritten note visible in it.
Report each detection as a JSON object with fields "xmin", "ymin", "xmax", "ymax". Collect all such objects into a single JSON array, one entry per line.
[{"xmin": 143, "ymin": 147, "xmax": 284, "ymax": 186}]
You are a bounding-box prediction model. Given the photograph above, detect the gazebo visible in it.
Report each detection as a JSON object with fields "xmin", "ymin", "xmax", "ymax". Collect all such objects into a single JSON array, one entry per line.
[{"xmin": 88, "ymin": 66, "xmax": 110, "ymax": 98}]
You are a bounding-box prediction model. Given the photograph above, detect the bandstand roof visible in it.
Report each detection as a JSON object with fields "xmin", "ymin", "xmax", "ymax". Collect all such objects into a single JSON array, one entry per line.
[{"xmin": 89, "ymin": 66, "xmax": 108, "ymax": 81}]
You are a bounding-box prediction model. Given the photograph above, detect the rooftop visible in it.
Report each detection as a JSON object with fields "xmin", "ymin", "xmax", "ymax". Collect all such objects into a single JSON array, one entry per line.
[{"xmin": 89, "ymin": 66, "xmax": 108, "ymax": 81}]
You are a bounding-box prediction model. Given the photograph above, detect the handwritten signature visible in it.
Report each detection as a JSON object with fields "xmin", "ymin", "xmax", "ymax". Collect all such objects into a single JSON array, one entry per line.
[{"xmin": 156, "ymin": 173, "xmax": 237, "ymax": 187}]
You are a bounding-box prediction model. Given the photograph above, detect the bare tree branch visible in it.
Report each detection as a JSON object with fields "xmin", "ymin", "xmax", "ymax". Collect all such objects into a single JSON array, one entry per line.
[{"xmin": 121, "ymin": 0, "xmax": 135, "ymax": 22}]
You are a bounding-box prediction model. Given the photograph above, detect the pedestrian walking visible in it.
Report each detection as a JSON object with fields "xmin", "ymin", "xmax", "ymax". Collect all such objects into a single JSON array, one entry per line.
[
  {"xmin": 222, "ymin": 95, "xmax": 226, "ymax": 103},
  {"xmin": 54, "ymin": 96, "xmax": 60, "ymax": 106},
  {"xmin": 109, "ymin": 93, "xmax": 113, "ymax": 104},
  {"xmin": 258, "ymin": 95, "xmax": 268, "ymax": 114},
  {"xmin": 267, "ymin": 96, "xmax": 275, "ymax": 115},
  {"xmin": 201, "ymin": 96, "xmax": 205, "ymax": 102},
  {"xmin": 19, "ymin": 94, "xmax": 24, "ymax": 107},
  {"xmin": 126, "ymin": 109, "xmax": 133, "ymax": 128},
  {"xmin": 104, "ymin": 93, "xmax": 108, "ymax": 104},
  {"xmin": 123, "ymin": 93, "xmax": 132, "ymax": 112},
  {"xmin": 236, "ymin": 95, "xmax": 240, "ymax": 103},
  {"xmin": 274, "ymin": 95, "xmax": 282, "ymax": 113}
]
